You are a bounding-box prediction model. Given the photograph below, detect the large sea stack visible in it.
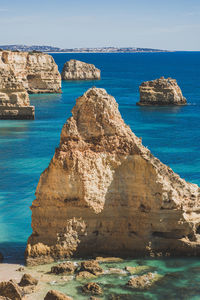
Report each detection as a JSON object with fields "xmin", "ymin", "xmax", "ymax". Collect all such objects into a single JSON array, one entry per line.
[
  {"xmin": 0, "ymin": 50, "xmax": 61, "ymax": 94},
  {"xmin": 61, "ymin": 59, "xmax": 101, "ymax": 80},
  {"xmin": 137, "ymin": 77, "xmax": 187, "ymax": 105},
  {"xmin": 26, "ymin": 87, "xmax": 200, "ymax": 266}
]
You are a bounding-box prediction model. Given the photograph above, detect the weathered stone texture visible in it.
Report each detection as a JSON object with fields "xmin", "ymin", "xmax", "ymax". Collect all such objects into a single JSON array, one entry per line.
[
  {"xmin": 26, "ymin": 87, "xmax": 200, "ymax": 265},
  {"xmin": 61, "ymin": 59, "xmax": 100, "ymax": 80},
  {"xmin": 137, "ymin": 77, "xmax": 187, "ymax": 105}
]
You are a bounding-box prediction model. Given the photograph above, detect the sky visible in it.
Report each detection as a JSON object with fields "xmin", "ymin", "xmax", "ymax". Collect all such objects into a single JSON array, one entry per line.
[{"xmin": 0, "ymin": 0, "xmax": 200, "ymax": 51}]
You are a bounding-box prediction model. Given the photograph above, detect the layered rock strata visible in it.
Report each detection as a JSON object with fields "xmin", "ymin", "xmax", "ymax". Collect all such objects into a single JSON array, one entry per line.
[
  {"xmin": 0, "ymin": 84, "xmax": 34, "ymax": 120},
  {"xmin": 61, "ymin": 60, "xmax": 100, "ymax": 80},
  {"xmin": 26, "ymin": 87, "xmax": 200, "ymax": 266},
  {"xmin": 137, "ymin": 77, "xmax": 187, "ymax": 105},
  {"xmin": 0, "ymin": 50, "xmax": 61, "ymax": 94}
]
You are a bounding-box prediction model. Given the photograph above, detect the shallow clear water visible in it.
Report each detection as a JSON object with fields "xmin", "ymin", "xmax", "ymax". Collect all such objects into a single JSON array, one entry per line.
[{"xmin": 0, "ymin": 52, "xmax": 200, "ymax": 298}]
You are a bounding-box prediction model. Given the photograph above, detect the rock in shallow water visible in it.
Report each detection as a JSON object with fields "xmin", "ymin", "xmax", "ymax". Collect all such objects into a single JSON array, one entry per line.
[
  {"xmin": 26, "ymin": 87, "xmax": 200, "ymax": 266},
  {"xmin": 51, "ymin": 262, "xmax": 76, "ymax": 275},
  {"xmin": 126, "ymin": 272, "xmax": 163, "ymax": 289},
  {"xmin": 82, "ymin": 282, "xmax": 103, "ymax": 295},
  {"xmin": 137, "ymin": 77, "xmax": 187, "ymax": 105},
  {"xmin": 61, "ymin": 59, "xmax": 101, "ymax": 80}
]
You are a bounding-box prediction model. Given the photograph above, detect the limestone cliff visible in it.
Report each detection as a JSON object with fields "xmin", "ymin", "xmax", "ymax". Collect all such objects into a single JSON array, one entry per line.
[
  {"xmin": 26, "ymin": 87, "xmax": 200, "ymax": 265},
  {"xmin": 61, "ymin": 59, "xmax": 100, "ymax": 80},
  {"xmin": 0, "ymin": 80, "xmax": 34, "ymax": 119},
  {"xmin": 0, "ymin": 50, "xmax": 61, "ymax": 94},
  {"xmin": 137, "ymin": 77, "xmax": 187, "ymax": 105}
]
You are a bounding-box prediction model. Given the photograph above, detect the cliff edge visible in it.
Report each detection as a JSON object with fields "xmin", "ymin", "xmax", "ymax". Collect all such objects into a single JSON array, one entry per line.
[
  {"xmin": 0, "ymin": 50, "xmax": 61, "ymax": 94},
  {"xmin": 26, "ymin": 87, "xmax": 200, "ymax": 265}
]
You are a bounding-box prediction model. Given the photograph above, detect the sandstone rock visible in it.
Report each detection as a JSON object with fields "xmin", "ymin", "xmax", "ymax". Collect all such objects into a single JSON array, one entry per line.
[
  {"xmin": 0, "ymin": 281, "xmax": 22, "ymax": 300},
  {"xmin": 0, "ymin": 50, "xmax": 61, "ymax": 94},
  {"xmin": 44, "ymin": 290, "xmax": 73, "ymax": 300},
  {"xmin": 80, "ymin": 261, "xmax": 103, "ymax": 276},
  {"xmin": 76, "ymin": 271, "xmax": 96, "ymax": 280},
  {"xmin": 137, "ymin": 77, "xmax": 187, "ymax": 105},
  {"xmin": 125, "ymin": 266, "xmax": 153, "ymax": 275},
  {"xmin": 61, "ymin": 60, "xmax": 100, "ymax": 80},
  {"xmin": 0, "ymin": 85, "xmax": 34, "ymax": 120},
  {"xmin": 19, "ymin": 273, "xmax": 38, "ymax": 286},
  {"xmin": 95, "ymin": 257, "xmax": 123, "ymax": 263},
  {"xmin": 82, "ymin": 282, "xmax": 102, "ymax": 295},
  {"xmin": 126, "ymin": 272, "xmax": 163, "ymax": 289},
  {"xmin": 51, "ymin": 262, "xmax": 76, "ymax": 275},
  {"xmin": 26, "ymin": 87, "xmax": 200, "ymax": 266}
]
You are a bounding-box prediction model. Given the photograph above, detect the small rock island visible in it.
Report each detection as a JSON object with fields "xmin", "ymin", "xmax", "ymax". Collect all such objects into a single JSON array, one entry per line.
[
  {"xmin": 137, "ymin": 77, "xmax": 187, "ymax": 105},
  {"xmin": 61, "ymin": 59, "xmax": 101, "ymax": 80},
  {"xmin": 26, "ymin": 87, "xmax": 200, "ymax": 266}
]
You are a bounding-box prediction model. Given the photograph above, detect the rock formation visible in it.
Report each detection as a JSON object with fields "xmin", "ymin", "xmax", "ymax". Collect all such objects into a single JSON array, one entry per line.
[
  {"xmin": 26, "ymin": 87, "xmax": 200, "ymax": 266},
  {"xmin": 0, "ymin": 50, "xmax": 61, "ymax": 94},
  {"xmin": 61, "ymin": 60, "xmax": 100, "ymax": 80},
  {"xmin": 0, "ymin": 83, "xmax": 34, "ymax": 120},
  {"xmin": 137, "ymin": 77, "xmax": 187, "ymax": 105}
]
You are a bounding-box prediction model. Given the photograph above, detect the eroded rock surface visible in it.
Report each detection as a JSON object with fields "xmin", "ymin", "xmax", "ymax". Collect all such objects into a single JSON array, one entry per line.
[
  {"xmin": 0, "ymin": 281, "xmax": 22, "ymax": 300},
  {"xmin": 61, "ymin": 60, "xmax": 100, "ymax": 80},
  {"xmin": 137, "ymin": 77, "xmax": 187, "ymax": 105},
  {"xmin": 44, "ymin": 290, "xmax": 73, "ymax": 300},
  {"xmin": 51, "ymin": 262, "xmax": 76, "ymax": 275},
  {"xmin": 82, "ymin": 282, "xmax": 102, "ymax": 295},
  {"xmin": 19, "ymin": 273, "xmax": 38, "ymax": 287},
  {"xmin": 26, "ymin": 87, "xmax": 200, "ymax": 266},
  {"xmin": 0, "ymin": 50, "xmax": 61, "ymax": 94},
  {"xmin": 126, "ymin": 272, "xmax": 162, "ymax": 289}
]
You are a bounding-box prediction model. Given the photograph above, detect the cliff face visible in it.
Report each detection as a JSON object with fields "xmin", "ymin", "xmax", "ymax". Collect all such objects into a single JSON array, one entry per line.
[
  {"xmin": 61, "ymin": 60, "xmax": 101, "ymax": 80},
  {"xmin": 26, "ymin": 87, "xmax": 200, "ymax": 265},
  {"xmin": 0, "ymin": 50, "xmax": 61, "ymax": 94},
  {"xmin": 137, "ymin": 77, "xmax": 187, "ymax": 105}
]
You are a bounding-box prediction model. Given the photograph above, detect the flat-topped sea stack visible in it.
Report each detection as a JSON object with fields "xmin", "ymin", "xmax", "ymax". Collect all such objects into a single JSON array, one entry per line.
[
  {"xmin": 0, "ymin": 50, "xmax": 61, "ymax": 94},
  {"xmin": 137, "ymin": 77, "xmax": 187, "ymax": 106},
  {"xmin": 61, "ymin": 59, "xmax": 101, "ymax": 80},
  {"xmin": 26, "ymin": 87, "xmax": 200, "ymax": 266}
]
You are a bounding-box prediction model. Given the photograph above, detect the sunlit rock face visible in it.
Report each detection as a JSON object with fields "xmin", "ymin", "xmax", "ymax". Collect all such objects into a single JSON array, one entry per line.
[
  {"xmin": 0, "ymin": 50, "xmax": 61, "ymax": 94},
  {"xmin": 26, "ymin": 87, "xmax": 200, "ymax": 266},
  {"xmin": 61, "ymin": 59, "xmax": 101, "ymax": 80},
  {"xmin": 137, "ymin": 77, "xmax": 187, "ymax": 105}
]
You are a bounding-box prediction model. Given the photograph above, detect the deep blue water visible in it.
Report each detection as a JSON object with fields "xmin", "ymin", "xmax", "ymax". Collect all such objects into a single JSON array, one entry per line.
[{"xmin": 0, "ymin": 52, "xmax": 200, "ymax": 263}]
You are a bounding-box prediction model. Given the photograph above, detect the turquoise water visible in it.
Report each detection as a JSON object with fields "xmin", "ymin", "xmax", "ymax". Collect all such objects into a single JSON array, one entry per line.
[{"xmin": 0, "ymin": 52, "xmax": 200, "ymax": 298}]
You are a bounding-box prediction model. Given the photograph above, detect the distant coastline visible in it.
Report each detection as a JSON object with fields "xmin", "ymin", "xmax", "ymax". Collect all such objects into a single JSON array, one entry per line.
[{"xmin": 0, "ymin": 44, "xmax": 171, "ymax": 53}]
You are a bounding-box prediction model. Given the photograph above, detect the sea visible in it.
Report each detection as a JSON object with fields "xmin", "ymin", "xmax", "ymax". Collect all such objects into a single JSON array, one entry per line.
[{"xmin": 0, "ymin": 52, "xmax": 200, "ymax": 299}]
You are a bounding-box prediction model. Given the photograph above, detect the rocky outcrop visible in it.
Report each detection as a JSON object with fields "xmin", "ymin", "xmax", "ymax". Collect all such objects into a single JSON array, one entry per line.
[
  {"xmin": 0, "ymin": 50, "xmax": 61, "ymax": 94},
  {"xmin": 137, "ymin": 77, "xmax": 187, "ymax": 105},
  {"xmin": 82, "ymin": 282, "xmax": 102, "ymax": 295},
  {"xmin": 44, "ymin": 290, "xmax": 73, "ymax": 300},
  {"xmin": 126, "ymin": 272, "xmax": 163, "ymax": 289},
  {"xmin": 26, "ymin": 87, "xmax": 200, "ymax": 266},
  {"xmin": 18, "ymin": 273, "xmax": 38, "ymax": 287},
  {"xmin": 0, "ymin": 281, "xmax": 22, "ymax": 300},
  {"xmin": 0, "ymin": 84, "xmax": 34, "ymax": 120},
  {"xmin": 61, "ymin": 60, "xmax": 100, "ymax": 80},
  {"xmin": 51, "ymin": 262, "xmax": 76, "ymax": 275}
]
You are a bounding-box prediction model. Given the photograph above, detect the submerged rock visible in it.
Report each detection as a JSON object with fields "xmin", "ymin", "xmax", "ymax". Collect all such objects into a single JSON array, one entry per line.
[
  {"xmin": 126, "ymin": 272, "xmax": 163, "ymax": 289},
  {"xmin": 82, "ymin": 282, "xmax": 102, "ymax": 295},
  {"xmin": 51, "ymin": 262, "xmax": 76, "ymax": 275},
  {"xmin": 0, "ymin": 281, "xmax": 22, "ymax": 300},
  {"xmin": 0, "ymin": 50, "xmax": 61, "ymax": 94},
  {"xmin": 137, "ymin": 77, "xmax": 187, "ymax": 105},
  {"xmin": 44, "ymin": 290, "xmax": 73, "ymax": 300},
  {"xmin": 125, "ymin": 265, "xmax": 153, "ymax": 275},
  {"xmin": 61, "ymin": 59, "xmax": 100, "ymax": 80},
  {"xmin": 76, "ymin": 271, "xmax": 96, "ymax": 280},
  {"xmin": 26, "ymin": 87, "xmax": 200, "ymax": 266},
  {"xmin": 19, "ymin": 273, "xmax": 38, "ymax": 286}
]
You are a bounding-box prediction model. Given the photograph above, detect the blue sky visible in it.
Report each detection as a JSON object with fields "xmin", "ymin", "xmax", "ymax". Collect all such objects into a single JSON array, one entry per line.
[{"xmin": 0, "ymin": 0, "xmax": 200, "ymax": 50}]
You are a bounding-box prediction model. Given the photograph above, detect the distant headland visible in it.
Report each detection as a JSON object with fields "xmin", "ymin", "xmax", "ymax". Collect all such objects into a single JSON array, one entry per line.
[{"xmin": 0, "ymin": 45, "xmax": 171, "ymax": 53}]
